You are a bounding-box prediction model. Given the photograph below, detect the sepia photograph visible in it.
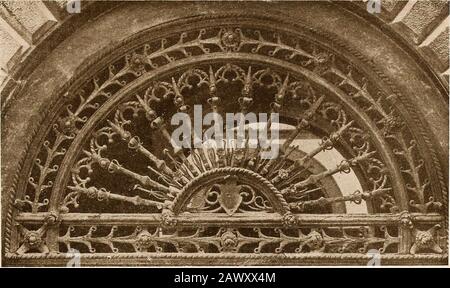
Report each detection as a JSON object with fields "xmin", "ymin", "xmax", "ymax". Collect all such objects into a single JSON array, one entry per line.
[{"xmin": 0, "ymin": 0, "xmax": 448, "ymax": 270}]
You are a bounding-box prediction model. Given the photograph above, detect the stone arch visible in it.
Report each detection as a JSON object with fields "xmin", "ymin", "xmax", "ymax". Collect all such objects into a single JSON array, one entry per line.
[{"xmin": 1, "ymin": 1, "xmax": 447, "ymax": 266}]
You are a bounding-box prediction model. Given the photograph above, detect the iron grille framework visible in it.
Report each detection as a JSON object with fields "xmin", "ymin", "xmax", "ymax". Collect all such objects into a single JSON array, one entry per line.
[{"xmin": 4, "ymin": 17, "xmax": 447, "ymax": 266}]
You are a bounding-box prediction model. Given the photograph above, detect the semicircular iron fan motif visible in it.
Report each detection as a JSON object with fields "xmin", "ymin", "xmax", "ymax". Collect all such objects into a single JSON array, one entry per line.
[
  {"xmin": 44, "ymin": 63, "xmax": 405, "ymax": 255},
  {"xmin": 63, "ymin": 64, "xmax": 391, "ymax": 215}
]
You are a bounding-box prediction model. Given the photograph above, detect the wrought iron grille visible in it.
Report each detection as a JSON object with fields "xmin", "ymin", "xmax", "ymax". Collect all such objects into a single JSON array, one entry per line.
[{"xmin": 5, "ymin": 20, "xmax": 446, "ymax": 266}]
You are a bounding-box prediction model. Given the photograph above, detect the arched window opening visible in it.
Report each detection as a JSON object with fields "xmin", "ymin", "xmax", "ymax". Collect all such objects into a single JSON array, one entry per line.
[{"xmin": 3, "ymin": 9, "xmax": 446, "ymax": 266}]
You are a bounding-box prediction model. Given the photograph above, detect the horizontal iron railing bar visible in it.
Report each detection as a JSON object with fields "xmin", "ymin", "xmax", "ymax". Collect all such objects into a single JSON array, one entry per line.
[
  {"xmin": 15, "ymin": 212, "xmax": 443, "ymax": 226},
  {"xmin": 4, "ymin": 252, "xmax": 448, "ymax": 266}
]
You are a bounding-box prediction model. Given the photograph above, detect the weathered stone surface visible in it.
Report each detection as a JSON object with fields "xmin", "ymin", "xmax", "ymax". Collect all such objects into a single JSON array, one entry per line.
[
  {"xmin": 55, "ymin": 0, "xmax": 68, "ymax": 9},
  {"xmin": 382, "ymin": 0, "xmax": 398, "ymax": 12},
  {"xmin": 377, "ymin": 0, "xmax": 408, "ymax": 21},
  {"xmin": 0, "ymin": 26, "xmax": 21, "ymax": 69},
  {"xmin": 382, "ymin": 0, "xmax": 406, "ymax": 12},
  {"xmin": 3, "ymin": 1, "xmax": 51, "ymax": 33},
  {"xmin": 428, "ymin": 26, "xmax": 449, "ymax": 70},
  {"xmin": 402, "ymin": 0, "xmax": 449, "ymax": 43}
]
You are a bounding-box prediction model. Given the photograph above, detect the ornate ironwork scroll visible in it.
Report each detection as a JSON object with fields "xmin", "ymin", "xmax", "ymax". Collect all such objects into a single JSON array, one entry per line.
[{"xmin": 5, "ymin": 17, "xmax": 446, "ymax": 266}]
